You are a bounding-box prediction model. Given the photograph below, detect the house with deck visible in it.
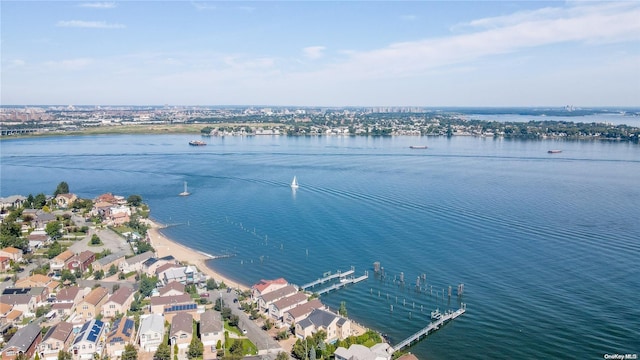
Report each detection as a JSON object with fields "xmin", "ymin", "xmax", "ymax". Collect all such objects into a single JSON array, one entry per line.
[
  {"xmin": 295, "ymin": 308, "xmax": 351, "ymax": 342},
  {"xmin": 257, "ymin": 285, "xmax": 298, "ymax": 312},
  {"xmin": 138, "ymin": 314, "xmax": 165, "ymax": 352},
  {"xmin": 76, "ymin": 287, "xmax": 108, "ymax": 322},
  {"xmin": 251, "ymin": 278, "xmax": 288, "ymax": 300},
  {"xmin": 71, "ymin": 319, "xmax": 105, "ymax": 359},
  {"xmin": 105, "ymin": 317, "xmax": 136, "ymax": 358},
  {"xmin": 38, "ymin": 322, "xmax": 74, "ymax": 360},
  {"xmin": 269, "ymin": 292, "xmax": 308, "ymax": 322},
  {"xmin": 1, "ymin": 323, "xmax": 41, "ymax": 360},
  {"xmin": 284, "ymin": 299, "xmax": 326, "ymax": 326},
  {"xmin": 101, "ymin": 286, "xmax": 135, "ymax": 319}
]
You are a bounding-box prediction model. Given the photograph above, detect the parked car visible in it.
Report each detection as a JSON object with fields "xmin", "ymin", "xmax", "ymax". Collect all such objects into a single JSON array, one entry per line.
[{"xmin": 201, "ymin": 293, "xmax": 210, "ymax": 298}]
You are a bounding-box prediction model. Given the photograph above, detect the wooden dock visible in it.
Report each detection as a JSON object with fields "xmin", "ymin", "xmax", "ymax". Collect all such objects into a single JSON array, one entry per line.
[
  {"xmin": 301, "ymin": 268, "xmax": 355, "ymax": 290},
  {"xmin": 392, "ymin": 303, "xmax": 466, "ymax": 353},
  {"xmin": 314, "ymin": 271, "xmax": 369, "ymax": 295}
]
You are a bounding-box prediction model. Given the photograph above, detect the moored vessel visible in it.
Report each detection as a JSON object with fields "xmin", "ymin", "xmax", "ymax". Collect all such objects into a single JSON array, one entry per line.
[
  {"xmin": 410, "ymin": 145, "xmax": 428, "ymax": 149},
  {"xmin": 189, "ymin": 140, "xmax": 206, "ymax": 146},
  {"xmin": 548, "ymin": 149, "xmax": 562, "ymax": 154}
]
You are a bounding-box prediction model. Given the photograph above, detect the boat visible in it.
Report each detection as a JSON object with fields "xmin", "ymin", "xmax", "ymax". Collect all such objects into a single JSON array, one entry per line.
[
  {"xmin": 548, "ymin": 150, "xmax": 562, "ymax": 154},
  {"xmin": 430, "ymin": 308, "xmax": 442, "ymax": 321},
  {"xmin": 409, "ymin": 145, "xmax": 428, "ymax": 149},
  {"xmin": 291, "ymin": 176, "xmax": 299, "ymax": 189},
  {"xmin": 179, "ymin": 181, "xmax": 190, "ymax": 196},
  {"xmin": 189, "ymin": 140, "xmax": 206, "ymax": 146}
]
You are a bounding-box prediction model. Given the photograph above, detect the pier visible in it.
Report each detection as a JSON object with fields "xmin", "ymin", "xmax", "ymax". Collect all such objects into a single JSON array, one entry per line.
[
  {"xmin": 314, "ymin": 271, "xmax": 369, "ymax": 295},
  {"xmin": 300, "ymin": 267, "xmax": 355, "ymax": 290},
  {"xmin": 392, "ymin": 303, "xmax": 466, "ymax": 353}
]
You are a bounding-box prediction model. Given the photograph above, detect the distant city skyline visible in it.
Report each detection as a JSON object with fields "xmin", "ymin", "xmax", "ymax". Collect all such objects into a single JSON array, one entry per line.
[{"xmin": 2, "ymin": 1, "xmax": 639, "ymax": 107}]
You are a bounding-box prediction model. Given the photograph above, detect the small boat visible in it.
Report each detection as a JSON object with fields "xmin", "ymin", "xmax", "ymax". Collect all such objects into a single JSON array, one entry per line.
[
  {"xmin": 548, "ymin": 150, "xmax": 562, "ymax": 154},
  {"xmin": 409, "ymin": 145, "xmax": 428, "ymax": 149},
  {"xmin": 189, "ymin": 140, "xmax": 206, "ymax": 146},
  {"xmin": 430, "ymin": 308, "xmax": 442, "ymax": 320},
  {"xmin": 179, "ymin": 181, "xmax": 190, "ymax": 196},
  {"xmin": 291, "ymin": 176, "xmax": 299, "ymax": 189}
]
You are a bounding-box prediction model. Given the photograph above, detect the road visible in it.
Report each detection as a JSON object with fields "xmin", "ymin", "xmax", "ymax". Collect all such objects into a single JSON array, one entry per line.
[{"xmin": 215, "ymin": 288, "xmax": 283, "ymax": 355}]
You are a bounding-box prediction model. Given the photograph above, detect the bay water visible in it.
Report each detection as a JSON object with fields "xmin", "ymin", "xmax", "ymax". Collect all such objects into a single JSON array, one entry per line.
[{"xmin": 1, "ymin": 134, "xmax": 638, "ymax": 359}]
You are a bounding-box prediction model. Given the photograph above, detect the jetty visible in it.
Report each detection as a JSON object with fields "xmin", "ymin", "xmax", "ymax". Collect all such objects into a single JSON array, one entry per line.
[
  {"xmin": 392, "ymin": 303, "xmax": 466, "ymax": 353},
  {"xmin": 300, "ymin": 267, "xmax": 355, "ymax": 290},
  {"xmin": 314, "ymin": 271, "xmax": 369, "ymax": 295}
]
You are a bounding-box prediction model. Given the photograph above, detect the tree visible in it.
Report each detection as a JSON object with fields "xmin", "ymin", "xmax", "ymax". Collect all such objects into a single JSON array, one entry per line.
[
  {"xmin": 127, "ymin": 195, "xmax": 143, "ymax": 207},
  {"xmin": 187, "ymin": 334, "xmax": 204, "ymax": 359},
  {"xmin": 229, "ymin": 340, "xmax": 243, "ymax": 356},
  {"xmin": 339, "ymin": 301, "xmax": 347, "ymax": 317},
  {"xmin": 34, "ymin": 193, "xmax": 47, "ymax": 208},
  {"xmin": 108, "ymin": 264, "xmax": 118, "ymax": 276},
  {"xmin": 47, "ymin": 240, "xmax": 63, "ymax": 259},
  {"xmin": 135, "ymin": 241, "xmax": 154, "ymax": 254},
  {"xmin": 91, "ymin": 234, "xmax": 102, "ymax": 245},
  {"xmin": 139, "ymin": 274, "xmax": 158, "ymax": 298},
  {"xmin": 276, "ymin": 352, "xmax": 288, "ymax": 360},
  {"xmin": 60, "ymin": 269, "xmax": 76, "ymax": 283},
  {"xmin": 94, "ymin": 270, "xmax": 104, "ymax": 280},
  {"xmin": 45, "ymin": 221, "xmax": 62, "ymax": 240},
  {"xmin": 122, "ymin": 343, "xmax": 138, "ymax": 360},
  {"xmin": 58, "ymin": 350, "xmax": 73, "ymax": 360},
  {"xmin": 153, "ymin": 343, "xmax": 171, "ymax": 360},
  {"xmin": 54, "ymin": 181, "xmax": 70, "ymax": 196},
  {"xmin": 206, "ymin": 278, "xmax": 218, "ymax": 290}
]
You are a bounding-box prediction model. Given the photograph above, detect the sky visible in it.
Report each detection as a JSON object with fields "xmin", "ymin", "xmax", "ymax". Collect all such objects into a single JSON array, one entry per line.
[{"xmin": 1, "ymin": 1, "xmax": 639, "ymax": 107}]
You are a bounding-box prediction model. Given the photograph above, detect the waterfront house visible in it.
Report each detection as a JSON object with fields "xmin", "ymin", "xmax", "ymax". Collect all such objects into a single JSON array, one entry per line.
[
  {"xmin": 295, "ymin": 308, "xmax": 351, "ymax": 342},
  {"xmin": 105, "ymin": 317, "xmax": 136, "ymax": 358},
  {"xmin": 71, "ymin": 319, "xmax": 105, "ymax": 359},
  {"xmin": 55, "ymin": 193, "xmax": 78, "ymax": 209},
  {"xmin": 154, "ymin": 262, "xmax": 181, "ymax": 277},
  {"xmin": 334, "ymin": 343, "xmax": 392, "ymax": 360},
  {"xmin": 138, "ymin": 314, "xmax": 165, "ymax": 352},
  {"xmin": 0, "ymin": 247, "xmax": 22, "ymax": 263},
  {"xmin": 101, "ymin": 286, "xmax": 135, "ymax": 319},
  {"xmin": 143, "ymin": 255, "xmax": 177, "ymax": 276},
  {"xmin": 120, "ymin": 251, "xmax": 155, "ymax": 273},
  {"xmin": 251, "ymin": 278, "xmax": 288, "ymax": 299},
  {"xmin": 91, "ymin": 252, "xmax": 126, "ymax": 273},
  {"xmin": 269, "ymin": 292, "xmax": 308, "ymax": 322},
  {"xmin": 76, "ymin": 287, "xmax": 108, "ymax": 321},
  {"xmin": 157, "ymin": 281, "xmax": 186, "ymax": 297},
  {"xmin": 50, "ymin": 250, "xmax": 75, "ymax": 277},
  {"xmin": 0, "ymin": 323, "xmax": 42, "ymax": 360},
  {"xmin": 257, "ymin": 285, "xmax": 298, "ymax": 312},
  {"xmin": 283, "ymin": 299, "xmax": 326, "ymax": 326},
  {"xmin": 38, "ymin": 321, "xmax": 74, "ymax": 360},
  {"xmin": 199, "ymin": 310, "xmax": 224, "ymax": 348},
  {"xmin": 170, "ymin": 312, "xmax": 193, "ymax": 349},
  {"xmin": 67, "ymin": 250, "xmax": 95, "ymax": 273},
  {"xmin": 160, "ymin": 265, "xmax": 198, "ymax": 285}
]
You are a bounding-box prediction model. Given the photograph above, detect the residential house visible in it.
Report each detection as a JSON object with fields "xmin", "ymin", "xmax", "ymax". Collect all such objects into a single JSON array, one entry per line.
[
  {"xmin": 149, "ymin": 294, "xmax": 196, "ymax": 320},
  {"xmin": 107, "ymin": 206, "xmax": 131, "ymax": 226},
  {"xmin": 0, "ymin": 195, "xmax": 26, "ymax": 210},
  {"xmin": 199, "ymin": 310, "xmax": 224, "ymax": 348},
  {"xmin": 50, "ymin": 250, "xmax": 74, "ymax": 277},
  {"xmin": 34, "ymin": 211, "xmax": 56, "ymax": 229},
  {"xmin": 295, "ymin": 308, "xmax": 351, "ymax": 342},
  {"xmin": 251, "ymin": 278, "xmax": 288, "ymax": 300},
  {"xmin": 105, "ymin": 317, "xmax": 136, "ymax": 358},
  {"xmin": 38, "ymin": 322, "xmax": 74, "ymax": 360},
  {"xmin": 3, "ymin": 308, "xmax": 23, "ymax": 325},
  {"xmin": 15, "ymin": 274, "xmax": 59, "ymax": 294},
  {"xmin": 170, "ymin": 312, "xmax": 193, "ymax": 349},
  {"xmin": 143, "ymin": 255, "xmax": 177, "ymax": 276},
  {"xmin": 71, "ymin": 319, "xmax": 105, "ymax": 360},
  {"xmin": 91, "ymin": 252, "xmax": 126, "ymax": 273},
  {"xmin": 101, "ymin": 286, "xmax": 135, "ymax": 319},
  {"xmin": 0, "ymin": 257, "xmax": 11, "ymax": 271},
  {"xmin": 154, "ymin": 262, "xmax": 181, "ymax": 277},
  {"xmin": 0, "ymin": 247, "xmax": 22, "ymax": 263},
  {"xmin": 55, "ymin": 193, "xmax": 78, "ymax": 209},
  {"xmin": 0, "ymin": 323, "xmax": 42, "ymax": 360},
  {"xmin": 257, "ymin": 285, "xmax": 298, "ymax": 312},
  {"xmin": 138, "ymin": 314, "xmax": 165, "ymax": 352},
  {"xmin": 27, "ymin": 230, "xmax": 50, "ymax": 249},
  {"xmin": 1, "ymin": 288, "xmax": 47, "ymax": 314},
  {"xmin": 76, "ymin": 287, "xmax": 108, "ymax": 321},
  {"xmin": 334, "ymin": 343, "xmax": 392, "ymax": 360},
  {"xmin": 284, "ymin": 299, "xmax": 325, "ymax": 327},
  {"xmin": 120, "ymin": 251, "xmax": 155, "ymax": 273},
  {"xmin": 67, "ymin": 250, "xmax": 95, "ymax": 273},
  {"xmin": 160, "ymin": 266, "xmax": 198, "ymax": 285},
  {"xmin": 51, "ymin": 286, "xmax": 83, "ymax": 317},
  {"xmin": 269, "ymin": 292, "xmax": 308, "ymax": 322},
  {"xmin": 157, "ymin": 281, "xmax": 186, "ymax": 297}
]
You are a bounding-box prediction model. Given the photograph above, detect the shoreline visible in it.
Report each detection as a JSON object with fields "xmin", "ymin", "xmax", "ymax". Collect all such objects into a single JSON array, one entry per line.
[{"xmin": 145, "ymin": 218, "xmax": 249, "ymax": 292}]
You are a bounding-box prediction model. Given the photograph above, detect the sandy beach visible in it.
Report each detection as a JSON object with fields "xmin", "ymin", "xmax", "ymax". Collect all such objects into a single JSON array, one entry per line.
[{"xmin": 146, "ymin": 218, "xmax": 249, "ymax": 291}]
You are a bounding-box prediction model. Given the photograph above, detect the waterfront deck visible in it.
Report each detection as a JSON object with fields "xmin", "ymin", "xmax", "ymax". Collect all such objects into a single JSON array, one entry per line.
[
  {"xmin": 392, "ymin": 304, "xmax": 466, "ymax": 353},
  {"xmin": 314, "ymin": 271, "xmax": 369, "ymax": 295},
  {"xmin": 300, "ymin": 268, "xmax": 355, "ymax": 290}
]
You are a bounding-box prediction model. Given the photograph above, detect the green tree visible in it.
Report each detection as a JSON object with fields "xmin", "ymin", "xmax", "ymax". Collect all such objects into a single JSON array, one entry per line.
[
  {"xmin": 35, "ymin": 352, "xmax": 41, "ymax": 360},
  {"xmin": 135, "ymin": 241, "xmax": 154, "ymax": 254},
  {"xmin": 276, "ymin": 352, "xmax": 288, "ymax": 360},
  {"xmin": 47, "ymin": 240, "xmax": 63, "ymax": 259},
  {"xmin": 229, "ymin": 340, "xmax": 243, "ymax": 356},
  {"xmin": 127, "ymin": 194, "xmax": 143, "ymax": 207},
  {"xmin": 60, "ymin": 269, "xmax": 76, "ymax": 283},
  {"xmin": 94, "ymin": 270, "xmax": 105, "ymax": 280},
  {"xmin": 139, "ymin": 274, "xmax": 158, "ymax": 298},
  {"xmin": 187, "ymin": 334, "xmax": 204, "ymax": 359},
  {"xmin": 90, "ymin": 234, "xmax": 102, "ymax": 245},
  {"xmin": 108, "ymin": 264, "xmax": 118, "ymax": 276},
  {"xmin": 153, "ymin": 343, "xmax": 171, "ymax": 360},
  {"xmin": 339, "ymin": 301, "xmax": 347, "ymax": 317},
  {"xmin": 54, "ymin": 181, "xmax": 70, "ymax": 196},
  {"xmin": 34, "ymin": 193, "xmax": 47, "ymax": 208},
  {"xmin": 45, "ymin": 221, "xmax": 62, "ymax": 240},
  {"xmin": 122, "ymin": 343, "xmax": 138, "ymax": 360},
  {"xmin": 206, "ymin": 278, "xmax": 218, "ymax": 290}
]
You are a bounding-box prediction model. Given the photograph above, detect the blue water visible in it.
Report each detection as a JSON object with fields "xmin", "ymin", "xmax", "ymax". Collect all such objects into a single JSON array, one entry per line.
[{"xmin": 1, "ymin": 134, "xmax": 639, "ymax": 359}]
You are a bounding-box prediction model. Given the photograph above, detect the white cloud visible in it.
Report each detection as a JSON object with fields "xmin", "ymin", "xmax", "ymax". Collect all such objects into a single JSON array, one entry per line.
[
  {"xmin": 44, "ymin": 58, "xmax": 93, "ymax": 70},
  {"xmin": 303, "ymin": 46, "xmax": 326, "ymax": 60},
  {"xmin": 56, "ymin": 20, "xmax": 125, "ymax": 29},
  {"xmin": 191, "ymin": 2, "xmax": 216, "ymax": 11},
  {"xmin": 78, "ymin": 2, "xmax": 116, "ymax": 9}
]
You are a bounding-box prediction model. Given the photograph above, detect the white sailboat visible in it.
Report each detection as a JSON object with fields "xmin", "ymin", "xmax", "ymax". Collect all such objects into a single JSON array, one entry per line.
[
  {"xmin": 290, "ymin": 176, "xmax": 299, "ymax": 189},
  {"xmin": 179, "ymin": 181, "xmax": 190, "ymax": 196}
]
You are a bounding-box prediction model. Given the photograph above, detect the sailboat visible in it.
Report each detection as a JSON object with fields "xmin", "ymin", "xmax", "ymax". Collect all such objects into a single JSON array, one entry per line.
[
  {"xmin": 179, "ymin": 181, "xmax": 190, "ymax": 196},
  {"xmin": 290, "ymin": 176, "xmax": 299, "ymax": 189}
]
